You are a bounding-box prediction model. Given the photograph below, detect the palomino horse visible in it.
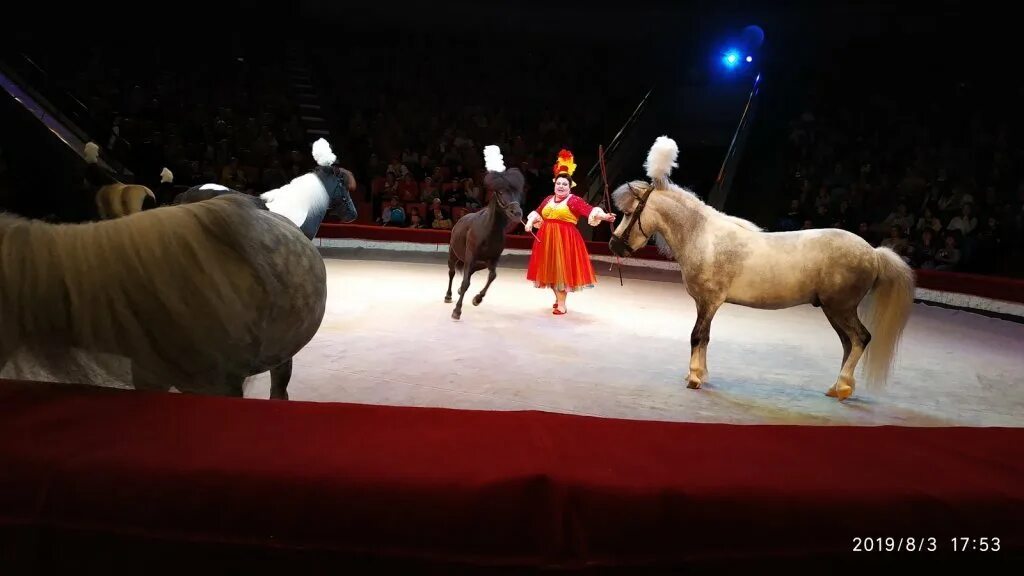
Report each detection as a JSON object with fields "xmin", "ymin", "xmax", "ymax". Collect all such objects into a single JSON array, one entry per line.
[
  {"xmin": 174, "ymin": 138, "xmax": 357, "ymax": 239},
  {"xmin": 446, "ymin": 145, "xmax": 525, "ymax": 320},
  {"xmin": 609, "ymin": 136, "xmax": 915, "ymax": 400},
  {"xmin": 82, "ymin": 141, "xmax": 157, "ymax": 220},
  {"xmin": 0, "ymin": 193, "xmax": 327, "ymax": 399},
  {"xmin": 95, "ymin": 182, "xmax": 156, "ymax": 219}
]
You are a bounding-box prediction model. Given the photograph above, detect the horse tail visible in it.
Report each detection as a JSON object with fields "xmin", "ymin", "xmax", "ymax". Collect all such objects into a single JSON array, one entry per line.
[{"xmin": 860, "ymin": 246, "xmax": 916, "ymax": 390}]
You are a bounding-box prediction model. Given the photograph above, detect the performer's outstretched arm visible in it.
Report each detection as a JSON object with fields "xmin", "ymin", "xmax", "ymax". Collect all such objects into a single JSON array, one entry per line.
[{"xmin": 568, "ymin": 195, "xmax": 616, "ymax": 226}]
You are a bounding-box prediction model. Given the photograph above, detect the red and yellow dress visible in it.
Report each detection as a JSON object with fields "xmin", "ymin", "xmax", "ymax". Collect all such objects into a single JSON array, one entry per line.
[{"xmin": 525, "ymin": 194, "xmax": 606, "ymax": 292}]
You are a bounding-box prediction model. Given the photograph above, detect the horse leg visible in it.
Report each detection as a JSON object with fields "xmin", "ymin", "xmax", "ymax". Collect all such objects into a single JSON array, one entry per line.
[
  {"xmin": 822, "ymin": 305, "xmax": 871, "ymax": 401},
  {"xmin": 824, "ymin": 310, "xmax": 853, "ymax": 373},
  {"xmin": 473, "ymin": 261, "xmax": 498, "ymax": 306},
  {"xmin": 269, "ymin": 358, "xmax": 292, "ymax": 400},
  {"xmin": 452, "ymin": 255, "xmax": 479, "ymax": 320},
  {"xmin": 445, "ymin": 251, "xmax": 457, "ymax": 303},
  {"xmin": 698, "ymin": 343, "xmax": 709, "ymax": 383},
  {"xmin": 219, "ymin": 374, "xmax": 246, "ymax": 397},
  {"xmin": 687, "ymin": 298, "xmax": 723, "ymax": 389}
]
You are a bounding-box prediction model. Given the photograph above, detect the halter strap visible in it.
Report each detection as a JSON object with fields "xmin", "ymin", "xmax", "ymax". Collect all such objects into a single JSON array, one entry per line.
[{"xmin": 610, "ymin": 182, "xmax": 655, "ymax": 256}]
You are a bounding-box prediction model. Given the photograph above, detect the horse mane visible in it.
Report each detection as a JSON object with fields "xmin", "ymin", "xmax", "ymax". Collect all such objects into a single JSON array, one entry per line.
[
  {"xmin": 661, "ymin": 181, "xmax": 762, "ymax": 232},
  {"xmin": 611, "ymin": 181, "xmax": 636, "ymax": 211},
  {"xmin": 0, "ymin": 195, "xmax": 284, "ymax": 387},
  {"xmin": 264, "ymin": 172, "xmax": 327, "ymax": 211},
  {"xmin": 611, "ymin": 179, "xmax": 761, "ymax": 232},
  {"xmin": 175, "ymin": 185, "xmax": 269, "ymax": 211},
  {"xmin": 261, "ymin": 172, "xmax": 329, "ymax": 222},
  {"xmin": 484, "ymin": 168, "xmax": 525, "ymax": 203}
]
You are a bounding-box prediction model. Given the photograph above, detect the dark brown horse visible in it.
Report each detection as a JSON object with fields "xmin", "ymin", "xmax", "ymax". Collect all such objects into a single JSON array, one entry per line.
[{"xmin": 445, "ymin": 168, "xmax": 525, "ymax": 320}]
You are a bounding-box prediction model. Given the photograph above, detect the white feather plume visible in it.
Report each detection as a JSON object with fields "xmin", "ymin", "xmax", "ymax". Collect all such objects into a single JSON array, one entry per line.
[
  {"xmin": 644, "ymin": 136, "xmax": 678, "ymax": 181},
  {"xmin": 311, "ymin": 138, "xmax": 336, "ymax": 167},
  {"xmin": 483, "ymin": 145, "xmax": 506, "ymax": 173},
  {"xmin": 84, "ymin": 142, "xmax": 99, "ymax": 164},
  {"xmin": 160, "ymin": 167, "xmax": 174, "ymax": 183}
]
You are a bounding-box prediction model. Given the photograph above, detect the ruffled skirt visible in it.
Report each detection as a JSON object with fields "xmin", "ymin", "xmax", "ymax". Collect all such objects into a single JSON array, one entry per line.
[{"xmin": 526, "ymin": 220, "xmax": 596, "ymax": 291}]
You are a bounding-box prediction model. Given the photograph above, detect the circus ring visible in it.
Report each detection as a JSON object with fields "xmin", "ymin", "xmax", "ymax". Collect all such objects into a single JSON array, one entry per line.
[{"xmin": 2, "ymin": 223, "xmax": 1022, "ymax": 572}]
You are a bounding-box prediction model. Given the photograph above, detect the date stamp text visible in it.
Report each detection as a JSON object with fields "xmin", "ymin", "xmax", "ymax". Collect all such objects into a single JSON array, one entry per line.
[{"xmin": 852, "ymin": 537, "xmax": 1001, "ymax": 552}]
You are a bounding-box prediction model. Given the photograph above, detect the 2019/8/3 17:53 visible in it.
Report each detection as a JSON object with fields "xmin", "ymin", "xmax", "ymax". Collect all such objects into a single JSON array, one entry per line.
[{"xmin": 852, "ymin": 537, "xmax": 1001, "ymax": 552}]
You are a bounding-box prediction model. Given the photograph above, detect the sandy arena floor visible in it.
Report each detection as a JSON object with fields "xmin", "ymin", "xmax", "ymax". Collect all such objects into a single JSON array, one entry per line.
[{"xmin": 233, "ymin": 248, "xmax": 1024, "ymax": 427}]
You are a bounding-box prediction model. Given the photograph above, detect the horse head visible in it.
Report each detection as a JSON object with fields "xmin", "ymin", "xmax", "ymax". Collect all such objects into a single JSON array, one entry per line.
[
  {"xmin": 312, "ymin": 165, "xmax": 346, "ymax": 204},
  {"xmin": 308, "ymin": 165, "xmax": 355, "ymax": 224},
  {"xmin": 609, "ymin": 136, "xmax": 679, "ymax": 257},
  {"xmin": 308, "ymin": 137, "xmax": 357, "ymax": 223},
  {"xmin": 609, "ymin": 180, "xmax": 658, "ymax": 256},
  {"xmin": 484, "ymin": 168, "xmax": 524, "ymax": 222}
]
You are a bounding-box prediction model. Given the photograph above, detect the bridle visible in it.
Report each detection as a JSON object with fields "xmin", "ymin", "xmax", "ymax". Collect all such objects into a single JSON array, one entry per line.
[
  {"xmin": 313, "ymin": 165, "xmax": 346, "ymax": 201},
  {"xmin": 610, "ymin": 182, "xmax": 655, "ymax": 256},
  {"xmin": 488, "ymin": 176, "xmax": 522, "ymax": 219}
]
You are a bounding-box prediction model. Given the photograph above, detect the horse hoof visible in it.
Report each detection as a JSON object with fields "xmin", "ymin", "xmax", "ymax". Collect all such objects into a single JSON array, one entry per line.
[
  {"xmin": 686, "ymin": 377, "xmax": 702, "ymax": 389},
  {"xmin": 472, "ymin": 295, "xmax": 482, "ymax": 306},
  {"xmin": 444, "ymin": 297, "xmax": 452, "ymax": 303},
  {"xmin": 826, "ymin": 384, "xmax": 853, "ymax": 401},
  {"xmin": 451, "ymin": 310, "xmax": 461, "ymax": 320}
]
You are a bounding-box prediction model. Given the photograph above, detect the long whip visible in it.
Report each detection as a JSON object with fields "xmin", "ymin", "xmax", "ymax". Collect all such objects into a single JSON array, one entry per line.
[{"xmin": 599, "ymin": 144, "xmax": 624, "ymax": 286}]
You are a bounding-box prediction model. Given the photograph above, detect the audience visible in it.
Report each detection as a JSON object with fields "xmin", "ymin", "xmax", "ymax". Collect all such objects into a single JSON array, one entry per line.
[
  {"xmin": 775, "ymin": 76, "xmax": 1024, "ymax": 277},
  {"xmin": 19, "ymin": 32, "xmax": 1022, "ymax": 278}
]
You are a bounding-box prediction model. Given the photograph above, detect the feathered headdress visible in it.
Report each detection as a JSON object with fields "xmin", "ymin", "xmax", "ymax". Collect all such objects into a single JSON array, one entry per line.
[
  {"xmin": 311, "ymin": 138, "xmax": 337, "ymax": 167},
  {"xmin": 552, "ymin": 149, "xmax": 577, "ymax": 187},
  {"xmin": 484, "ymin": 145, "xmax": 506, "ymax": 173},
  {"xmin": 84, "ymin": 142, "xmax": 100, "ymax": 164},
  {"xmin": 482, "ymin": 145, "xmax": 524, "ymax": 202}
]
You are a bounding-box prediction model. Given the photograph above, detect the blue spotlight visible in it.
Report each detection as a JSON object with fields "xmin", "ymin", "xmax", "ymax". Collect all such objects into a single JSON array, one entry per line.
[{"xmin": 722, "ymin": 50, "xmax": 741, "ymax": 69}]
